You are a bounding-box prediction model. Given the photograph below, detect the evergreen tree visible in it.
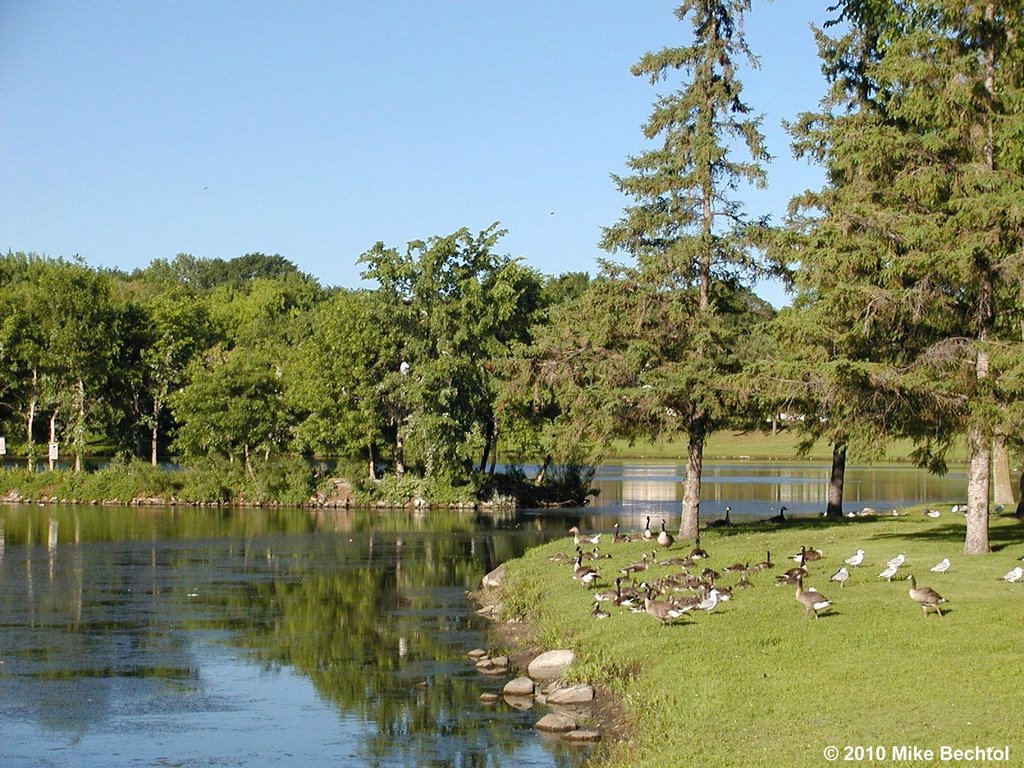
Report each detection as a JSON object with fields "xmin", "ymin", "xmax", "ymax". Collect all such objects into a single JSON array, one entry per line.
[
  {"xmin": 600, "ymin": 0, "xmax": 769, "ymax": 537},
  {"xmin": 786, "ymin": 0, "xmax": 1024, "ymax": 550}
]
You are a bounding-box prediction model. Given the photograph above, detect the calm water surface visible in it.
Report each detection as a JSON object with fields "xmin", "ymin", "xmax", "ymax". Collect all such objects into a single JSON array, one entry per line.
[{"xmin": 0, "ymin": 462, "xmax": 972, "ymax": 767}]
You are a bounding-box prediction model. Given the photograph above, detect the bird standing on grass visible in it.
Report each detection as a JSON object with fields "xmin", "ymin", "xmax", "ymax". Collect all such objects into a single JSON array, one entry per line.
[
  {"xmin": 795, "ymin": 578, "xmax": 832, "ymax": 619},
  {"xmin": 657, "ymin": 519, "xmax": 675, "ymax": 548},
  {"xmin": 907, "ymin": 574, "xmax": 947, "ymax": 617},
  {"xmin": 886, "ymin": 553, "xmax": 906, "ymax": 568},
  {"xmin": 878, "ymin": 564, "xmax": 900, "ymax": 581},
  {"xmin": 830, "ymin": 567, "xmax": 850, "ymax": 587},
  {"xmin": 930, "ymin": 558, "xmax": 951, "ymax": 574},
  {"xmin": 844, "ymin": 550, "xmax": 865, "ymax": 567}
]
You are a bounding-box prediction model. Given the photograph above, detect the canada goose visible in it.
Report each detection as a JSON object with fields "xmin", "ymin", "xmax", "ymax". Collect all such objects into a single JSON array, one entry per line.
[
  {"xmin": 767, "ymin": 505, "xmax": 788, "ymax": 524},
  {"xmin": 723, "ymin": 561, "xmax": 748, "ymax": 574},
  {"xmin": 735, "ymin": 573, "xmax": 754, "ymax": 589},
  {"xmin": 907, "ymin": 574, "xmax": 947, "ymax": 617},
  {"xmin": 708, "ymin": 506, "xmax": 733, "ymax": 528},
  {"xmin": 643, "ymin": 586, "xmax": 686, "ymax": 625},
  {"xmin": 1000, "ymin": 566, "xmax": 1023, "ymax": 583},
  {"xmin": 689, "ymin": 536, "xmax": 709, "ymax": 560},
  {"xmin": 844, "ymin": 550, "xmax": 865, "ymax": 567},
  {"xmin": 795, "ymin": 577, "xmax": 832, "ymax": 618},
  {"xmin": 573, "ymin": 553, "xmax": 599, "ymax": 585},
  {"xmin": 568, "ymin": 526, "xmax": 601, "ymax": 547},
  {"xmin": 752, "ymin": 551, "xmax": 774, "ymax": 571},
  {"xmin": 594, "ymin": 577, "xmax": 623, "ymax": 603},
  {"xmin": 774, "ymin": 571, "xmax": 802, "ymax": 586},
  {"xmin": 657, "ymin": 519, "xmax": 675, "ymax": 548},
  {"xmin": 930, "ymin": 558, "xmax": 951, "ymax": 574},
  {"xmin": 700, "ymin": 566, "xmax": 721, "ymax": 582},
  {"xmin": 612, "ymin": 523, "xmax": 627, "ymax": 543},
  {"xmin": 924, "ymin": 508, "xmax": 941, "ymax": 518},
  {"xmin": 620, "ymin": 554, "xmax": 651, "ymax": 576},
  {"xmin": 641, "ymin": 516, "xmax": 653, "ymax": 541},
  {"xmin": 791, "ymin": 546, "xmax": 822, "ymax": 563},
  {"xmin": 878, "ymin": 564, "xmax": 899, "ymax": 581},
  {"xmin": 591, "ymin": 598, "xmax": 610, "ymax": 619},
  {"xmin": 886, "ymin": 553, "xmax": 906, "ymax": 568},
  {"xmin": 829, "ymin": 566, "xmax": 850, "ymax": 587}
]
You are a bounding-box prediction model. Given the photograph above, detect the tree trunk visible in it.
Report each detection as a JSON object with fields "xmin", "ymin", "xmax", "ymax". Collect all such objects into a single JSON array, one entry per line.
[
  {"xmin": 992, "ymin": 435, "xmax": 1014, "ymax": 507},
  {"xmin": 26, "ymin": 368, "xmax": 38, "ymax": 471},
  {"xmin": 534, "ymin": 455, "xmax": 551, "ymax": 486},
  {"xmin": 368, "ymin": 442, "xmax": 377, "ymax": 482},
  {"xmin": 487, "ymin": 425, "xmax": 498, "ymax": 478},
  {"xmin": 73, "ymin": 377, "xmax": 85, "ymax": 473},
  {"xmin": 964, "ymin": 426, "xmax": 991, "ymax": 554},
  {"xmin": 478, "ymin": 416, "xmax": 495, "ymax": 473},
  {"xmin": 825, "ymin": 440, "xmax": 847, "ymax": 518},
  {"xmin": 395, "ymin": 431, "xmax": 405, "ymax": 477},
  {"xmin": 1015, "ymin": 471, "xmax": 1024, "ymax": 521},
  {"xmin": 48, "ymin": 411, "xmax": 59, "ymax": 471},
  {"xmin": 679, "ymin": 417, "xmax": 705, "ymax": 540}
]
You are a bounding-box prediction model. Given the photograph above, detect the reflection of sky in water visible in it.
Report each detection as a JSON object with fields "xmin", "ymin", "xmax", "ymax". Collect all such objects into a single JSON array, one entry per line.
[
  {"xmin": 0, "ymin": 523, "xmax": 587, "ymax": 768},
  {"xmin": 590, "ymin": 461, "xmax": 969, "ymax": 521},
  {"xmin": 3, "ymin": 644, "xmax": 561, "ymax": 768}
]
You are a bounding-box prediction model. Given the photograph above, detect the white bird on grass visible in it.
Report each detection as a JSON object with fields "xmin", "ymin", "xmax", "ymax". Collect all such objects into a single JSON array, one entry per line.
[
  {"xmin": 886, "ymin": 553, "xmax": 906, "ymax": 568},
  {"xmin": 844, "ymin": 549, "xmax": 865, "ymax": 567},
  {"xmin": 830, "ymin": 567, "xmax": 850, "ymax": 587},
  {"xmin": 1000, "ymin": 566, "xmax": 1023, "ymax": 584},
  {"xmin": 924, "ymin": 508, "xmax": 941, "ymax": 518},
  {"xmin": 930, "ymin": 558, "xmax": 951, "ymax": 574},
  {"xmin": 878, "ymin": 564, "xmax": 900, "ymax": 581}
]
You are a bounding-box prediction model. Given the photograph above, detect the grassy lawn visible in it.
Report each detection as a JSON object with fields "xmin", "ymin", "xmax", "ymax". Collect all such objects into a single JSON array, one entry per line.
[
  {"xmin": 496, "ymin": 510, "xmax": 1023, "ymax": 768},
  {"xmin": 607, "ymin": 430, "xmax": 969, "ymax": 464}
]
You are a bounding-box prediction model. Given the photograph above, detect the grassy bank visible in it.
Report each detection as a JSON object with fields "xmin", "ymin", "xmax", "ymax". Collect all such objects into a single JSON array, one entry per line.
[
  {"xmin": 607, "ymin": 430, "xmax": 969, "ymax": 464},
  {"xmin": 496, "ymin": 511, "xmax": 1023, "ymax": 768}
]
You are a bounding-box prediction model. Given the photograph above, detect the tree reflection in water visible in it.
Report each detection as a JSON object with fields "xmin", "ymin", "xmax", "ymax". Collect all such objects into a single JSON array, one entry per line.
[{"xmin": 0, "ymin": 505, "xmax": 586, "ymax": 767}]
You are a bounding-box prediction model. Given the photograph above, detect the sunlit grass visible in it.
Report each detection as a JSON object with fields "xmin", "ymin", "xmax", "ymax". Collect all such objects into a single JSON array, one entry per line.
[
  {"xmin": 498, "ymin": 510, "xmax": 1022, "ymax": 768},
  {"xmin": 606, "ymin": 430, "xmax": 969, "ymax": 464}
]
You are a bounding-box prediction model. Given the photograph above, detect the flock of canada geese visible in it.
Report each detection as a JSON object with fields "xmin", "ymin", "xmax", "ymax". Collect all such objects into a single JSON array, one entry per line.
[{"xmin": 558, "ymin": 506, "xmax": 1024, "ymax": 626}]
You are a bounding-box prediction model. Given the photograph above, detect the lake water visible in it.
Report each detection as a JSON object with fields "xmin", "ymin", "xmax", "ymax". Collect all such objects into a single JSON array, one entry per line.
[{"xmin": 0, "ymin": 461, "xmax": 973, "ymax": 767}]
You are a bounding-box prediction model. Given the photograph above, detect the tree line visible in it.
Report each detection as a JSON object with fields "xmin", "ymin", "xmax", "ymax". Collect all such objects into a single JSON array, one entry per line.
[{"xmin": 1, "ymin": 0, "xmax": 1021, "ymax": 552}]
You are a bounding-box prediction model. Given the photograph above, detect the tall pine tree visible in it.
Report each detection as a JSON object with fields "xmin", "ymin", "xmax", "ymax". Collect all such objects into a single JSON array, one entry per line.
[
  {"xmin": 786, "ymin": 0, "xmax": 1024, "ymax": 551},
  {"xmin": 601, "ymin": 0, "xmax": 769, "ymax": 538}
]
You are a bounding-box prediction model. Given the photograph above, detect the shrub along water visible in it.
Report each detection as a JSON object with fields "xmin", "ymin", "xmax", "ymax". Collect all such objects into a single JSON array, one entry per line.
[{"xmin": 496, "ymin": 511, "xmax": 1023, "ymax": 768}]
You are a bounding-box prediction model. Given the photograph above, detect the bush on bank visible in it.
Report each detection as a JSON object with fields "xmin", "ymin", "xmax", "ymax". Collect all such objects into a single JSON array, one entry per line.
[{"xmin": 0, "ymin": 456, "xmax": 593, "ymax": 508}]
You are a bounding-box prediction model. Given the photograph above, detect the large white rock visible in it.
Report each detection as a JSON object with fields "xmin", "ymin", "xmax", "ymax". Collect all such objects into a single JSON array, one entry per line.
[
  {"xmin": 546, "ymin": 684, "xmax": 594, "ymax": 705},
  {"xmin": 534, "ymin": 713, "xmax": 577, "ymax": 732},
  {"xmin": 502, "ymin": 677, "xmax": 536, "ymax": 696},
  {"xmin": 481, "ymin": 563, "xmax": 506, "ymax": 588},
  {"xmin": 527, "ymin": 649, "xmax": 575, "ymax": 681}
]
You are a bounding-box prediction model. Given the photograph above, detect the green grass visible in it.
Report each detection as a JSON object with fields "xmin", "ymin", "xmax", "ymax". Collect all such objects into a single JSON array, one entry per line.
[
  {"xmin": 607, "ymin": 430, "xmax": 969, "ymax": 464},
  {"xmin": 497, "ymin": 511, "xmax": 1023, "ymax": 768}
]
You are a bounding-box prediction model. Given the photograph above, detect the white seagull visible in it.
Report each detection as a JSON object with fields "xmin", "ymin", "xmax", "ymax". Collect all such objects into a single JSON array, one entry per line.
[
  {"xmin": 886, "ymin": 553, "xmax": 906, "ymax": 568},
  {"xmin": 930, "ymin": 558, "xmax": 951, "ymax": 574},
  {"xmin": 830, "ymin": 567, "xmax": 850, "ymax": 587},
  {"xmin": 1000, "ymin": 566, "xmax": 1024, "ymax": 584},
  {"xmin": 924, "ymin": 508, "xmax": 941, "ymax": 518},
  {"xmin": 844, "ymin": 549, "xmax": 865, "ymax": 567},
  {"xmin": 878, "ymin": 564, "xmax": 900, "ymax": 581}
]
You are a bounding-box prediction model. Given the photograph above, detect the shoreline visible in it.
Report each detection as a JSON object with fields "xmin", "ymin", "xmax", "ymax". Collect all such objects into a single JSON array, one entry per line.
[{"xmin": 482, "ymin": 511, "xmax": 1023, "ymax": 768}]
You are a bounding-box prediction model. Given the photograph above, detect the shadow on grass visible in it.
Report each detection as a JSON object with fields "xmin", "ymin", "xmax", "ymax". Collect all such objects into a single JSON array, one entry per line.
[{"xmin": 867, "ymin": 522, "xmax": 1024, "ymax": 552}]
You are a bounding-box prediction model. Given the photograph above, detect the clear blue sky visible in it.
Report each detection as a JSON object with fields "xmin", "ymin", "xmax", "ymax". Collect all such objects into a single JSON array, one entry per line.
[{"xmin": 1, "ymin": 1, "xmax": 832, "ymax": 306}]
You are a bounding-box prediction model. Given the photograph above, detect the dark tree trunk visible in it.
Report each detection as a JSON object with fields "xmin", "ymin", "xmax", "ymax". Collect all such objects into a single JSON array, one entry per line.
[{"xmin": 825, "ymin": 440, "xmax": 847, "ymax": 518}]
